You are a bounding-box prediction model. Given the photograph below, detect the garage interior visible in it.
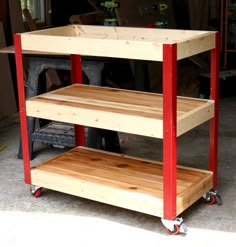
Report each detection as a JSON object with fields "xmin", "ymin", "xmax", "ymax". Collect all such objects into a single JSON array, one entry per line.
[{"xmin": 0, "ymin": 0, "xmax": 236, "ymax": 245}]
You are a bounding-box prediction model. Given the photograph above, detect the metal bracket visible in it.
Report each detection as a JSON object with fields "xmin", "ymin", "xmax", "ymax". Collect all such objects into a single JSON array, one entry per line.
[
  {"xmin": 31, "ymin": 185, "xmax": 41, "ymax": 194},
  {"xmin": 161, "ymin": 217, "xmax": 188, "ymax": 233}
]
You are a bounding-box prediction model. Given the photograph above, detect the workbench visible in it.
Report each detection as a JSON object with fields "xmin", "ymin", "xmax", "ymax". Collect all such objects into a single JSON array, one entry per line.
[{"xmin": 0, "ymin": 45, "xmax": 120, "ymax": 158}]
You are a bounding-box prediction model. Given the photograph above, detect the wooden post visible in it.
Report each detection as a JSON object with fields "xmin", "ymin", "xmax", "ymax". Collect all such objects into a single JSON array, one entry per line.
[
  {"xmin": 70, "ymin": 54, "xmax": 85, "ymax": 146},
  {"xmin": 163, "ymin": 43, "xmax": 177, "ymax": 220},
  {"xmin": 14, "ymin": 34, "xmax": 31, "ymax": 184},
  {"xmin": 209, "ymin": 32, "xmax": 220, "ymax": 187}
]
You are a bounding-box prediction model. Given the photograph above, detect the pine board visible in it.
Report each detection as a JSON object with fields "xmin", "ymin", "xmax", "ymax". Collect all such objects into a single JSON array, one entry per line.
[
  {"xmin": 26, "ymin": 84, "xmax": 214, "ymax": 138},
  {"xmin": 31, "ymin": 146, "xmax": 213, "ymax": 217},
  {"xmin": 19, "ymin": 25, "xmax": 216, "ymax": 61}
]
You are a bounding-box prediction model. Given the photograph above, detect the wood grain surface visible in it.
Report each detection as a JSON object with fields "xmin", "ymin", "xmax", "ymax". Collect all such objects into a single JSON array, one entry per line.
[
  {"xmin": 19, "ymin": 25, "xmax": 216, "ymax": 60},
  {"xmin": 26, "ymin": 84, "xmax": 214, "ymax": 138},
  {"xmin": 31, "ymin": 146, "xmax": 213, "ymax": 217}
]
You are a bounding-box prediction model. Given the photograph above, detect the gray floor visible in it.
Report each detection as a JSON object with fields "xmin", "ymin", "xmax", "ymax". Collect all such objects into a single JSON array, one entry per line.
[{"xmin": 0, "ymin": 96, "xmax": 236, "ymax": 247}]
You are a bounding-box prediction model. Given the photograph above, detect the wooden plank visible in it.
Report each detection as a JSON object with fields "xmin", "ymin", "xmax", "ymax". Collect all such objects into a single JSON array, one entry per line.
[
  {"xmin": 0, "ymin": 22, "xmax": 17, "ymax": 118},
  {"xmin": 177, "ymin": 101, "xmax": 214, "ymax": 135},
  {"xmin": 24, "ymin": 25, "xmax": 76, "ymax": 36},
  {"xmin": 31, "ymin": 146, "xmax": 213, "ymax": 217},
  {"xmin": 20, "ymin": 25, "xmax": 216, "ymax": 61},
  {"xmin": 20, "ymin": 33, "xmax": 163, "ymax": 61},
  {"xmin": 47, "ymin": 148, "xmax": 192, "ymax": 190},
  {"xmin": 32, "ymin": 167, "xmax": 164, "ymax": 216},
  {"xmin": 26, "ymin": 99, "xmax": 163, "ymax": 138},
  {"xmin": 0, "ymin": 45, "xmax": 15, "ymax": 53},
  {"xmin": 177, "ymin": 32, "xmax": 216, "ymax": 60},
  {"xmin": 29, "ymin": 84, "xmax": 210, "ymax": 111},
  {"xmin": 26, "ymin": 84, "xmax": 214, "ymax": 138},
  {"xmin": 40, "ymin": 161, "xmax": 165, "ymax": 194},
  {"xmin": 177, "ymin": 174, "xmax": 212, "ymax": 214},
  {"xmin": 0, "ymin": 45, "xmax": 66, "ymax": 55},
  {"xmin": 25, "ymin": 24, "xmax": 210, "ymax": 41}
]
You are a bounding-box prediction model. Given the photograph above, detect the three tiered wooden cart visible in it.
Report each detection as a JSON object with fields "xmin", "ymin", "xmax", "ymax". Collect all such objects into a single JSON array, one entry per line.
[{"xmin": 14, "ymin": 25, "xmax": 220, "ymax": 234}]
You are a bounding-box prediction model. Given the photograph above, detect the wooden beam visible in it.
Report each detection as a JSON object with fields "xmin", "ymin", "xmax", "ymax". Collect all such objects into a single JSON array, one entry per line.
[
  {"xmin": 31, "ymin": 146, "xmax": 213, "ymax": 217},
  {"xmin": 25, "ymin": 84, "xmax": 214, "ymax": 138},
  {"xmin": 19, "ymin": 25, "xmax": 216, "ymax": 61}
]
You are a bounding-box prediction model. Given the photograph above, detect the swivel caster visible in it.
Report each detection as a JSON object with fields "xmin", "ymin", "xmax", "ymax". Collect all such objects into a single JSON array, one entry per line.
[
  {"xmin": 203, "ymin": 189, "xmax": 222, "ymax": 205},
  {"xmin": 31, "ymin": 185, "xmax": 42, "ymax": 198},
  {"xmin": 161, "ymin": 217, "xmax": 188, "ymax": 235}
]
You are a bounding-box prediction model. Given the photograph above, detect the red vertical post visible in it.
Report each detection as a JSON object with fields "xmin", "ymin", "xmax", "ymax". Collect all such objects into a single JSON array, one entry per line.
[
  {"xmin": 70, "ymin": 54, "xmax": 85, "ymax": 146},
  {"xmin": 163, "ymin": 44, "xmax": 177, "ymax": 220},
  {"xmin": 14, "ymin": 34, "xmax": 31, "ymax": 184},
  {"xmin": 209, "ymin": 32, "xmax": 220, "ymax": 187}
]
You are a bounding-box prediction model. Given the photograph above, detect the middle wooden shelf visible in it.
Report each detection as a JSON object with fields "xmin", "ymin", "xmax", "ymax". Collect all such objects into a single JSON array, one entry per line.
[{"xmin": 26, "ymin": 84, "xmax": 214, "ymax": 138}]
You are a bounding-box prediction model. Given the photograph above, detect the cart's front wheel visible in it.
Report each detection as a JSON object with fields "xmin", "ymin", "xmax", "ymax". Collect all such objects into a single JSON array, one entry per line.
[
  {"xmin": 32, "ymin": 188, "xmax": 42, "ymax": 198},
  {"xmin": 31, "ymin": 185, "xmax": 42, "ymax": 198},
  {"xmin": 166, "ymin": 224, "xmax": 180, "ymax": 235},
  {"xmin": 161, "ymin": 217, "xmax": 187, "ymax": 235}
]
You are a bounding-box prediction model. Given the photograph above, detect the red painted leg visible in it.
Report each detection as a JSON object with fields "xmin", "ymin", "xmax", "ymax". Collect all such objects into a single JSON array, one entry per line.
[
  {"xmin": 14, "ymin": 34, "xmax": 31, "ymax": 184},
  {"xmin": 163, "ymin": 44, "xmax": 177, "ymax": 220},
  {"xmin": 70, "ymin": 54, "xmax": 85, "ymax": 146},
  {"xmin": 209, "ymin": 32, "xmax": 220, "ymax": 187}
]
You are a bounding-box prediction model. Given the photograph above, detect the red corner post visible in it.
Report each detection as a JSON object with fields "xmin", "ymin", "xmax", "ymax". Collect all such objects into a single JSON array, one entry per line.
[
  {"xmin": 14, "ymin": 34, "xmax": 31, "ymax": 184},
  {"xmin": 70, "ymin": 54, "xmax": 85, "ymax": 146},
  {"xmin": 209, "ymin": 32, "xmax": 220, "ymax": 187},
  {"xmin": 163, "ymin": 43, "xmax": 177, "ymax": 220}
]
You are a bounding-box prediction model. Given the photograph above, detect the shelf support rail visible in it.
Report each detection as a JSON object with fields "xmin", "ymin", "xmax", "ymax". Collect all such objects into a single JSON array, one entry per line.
[
  {"xmin": 14, "ymin": 34, "xmax": 31, "ymax": 184},
  {"xmin": 209, "ymin": 32, "xmax": 220, "ymax": 187},
  {"xmin": 163, "ymin": 43, "xmax": 177, "ymax": 220}
]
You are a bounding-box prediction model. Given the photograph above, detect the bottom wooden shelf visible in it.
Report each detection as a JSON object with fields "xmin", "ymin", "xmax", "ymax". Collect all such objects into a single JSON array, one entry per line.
[{"xmin": 31, "ymin": 147, "xmax": 213, "ymax": 218}]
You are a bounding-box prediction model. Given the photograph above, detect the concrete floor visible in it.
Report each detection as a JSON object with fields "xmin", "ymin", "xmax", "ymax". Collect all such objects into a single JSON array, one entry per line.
[{"xmin": 0, "ymin": 96, "xmax": 236, "ymax": 247}]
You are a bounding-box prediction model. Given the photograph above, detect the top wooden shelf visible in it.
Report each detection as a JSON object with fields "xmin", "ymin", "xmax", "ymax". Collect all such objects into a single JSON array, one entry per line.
[{"xmin": 19, "ymin": 25, "xmax": 216, "ymax": 61}]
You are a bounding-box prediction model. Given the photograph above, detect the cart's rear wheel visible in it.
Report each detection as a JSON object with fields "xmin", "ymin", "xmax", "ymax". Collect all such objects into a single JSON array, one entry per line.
[{"xmin": 203, "ymin": 194, "xmax": 216, "ymax": 205}]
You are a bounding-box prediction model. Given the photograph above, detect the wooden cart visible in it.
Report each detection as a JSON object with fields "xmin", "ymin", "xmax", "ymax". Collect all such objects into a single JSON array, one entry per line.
[{"xmin": 14, "ymin": 25, "xmax": 220, "ymax": 234}]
